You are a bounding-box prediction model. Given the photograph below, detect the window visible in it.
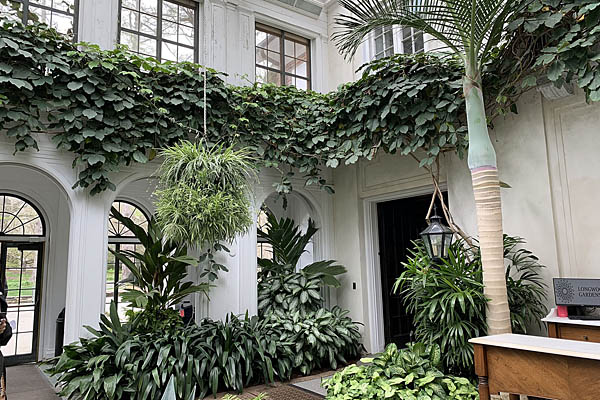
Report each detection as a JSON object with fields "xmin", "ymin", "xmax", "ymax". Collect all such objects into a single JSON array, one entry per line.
[
  {"xmin": 400, "ymin": 26, "xmax": 424, "ymax": 54},
  {"xmin": 0, "ymin": 194, "xmax": 44, "ymax": 237},
  {"xmin": 370, "ymin": 26, "xmax": 424, "ymax": 60},
  {"xmin": 255, "ymin": 23, "xmax": 311, "ymax": 90},
  {"xmin": 0, "ymin": 0, "xmax": 79, "ymax": 39},
  {"xmin": 107, "ymin": 200, "xmax": 149, "ymax": 317},
  {"xmin": 373, "ymin": 26, "xmax": 394, "ymax": 59},
  {"xmin": 118, "ymin": 0, "xmax": 198, "ymax": 62},
  {"xmin": 256, "ymin": 207, "xmax": 273, "ymax": 261}
]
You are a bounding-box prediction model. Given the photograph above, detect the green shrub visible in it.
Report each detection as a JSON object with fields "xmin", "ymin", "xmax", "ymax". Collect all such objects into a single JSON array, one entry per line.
[
  {"xmin": 47, "ymin": 303, "xmax": 362, "ymax": 399},
  {"xmin": 323, "ymin": 343, "xmax": 478, "ymax": 400},
  {"xmin": 257, "ymin": 212, "xmax": 346, "ymax": 316},
  {"xmin": 395, "ymin": 235, "xmax": 547, "ymax": 375}
]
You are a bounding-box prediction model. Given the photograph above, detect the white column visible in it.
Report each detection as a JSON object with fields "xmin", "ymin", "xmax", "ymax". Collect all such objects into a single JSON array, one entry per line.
[{"xmin": 63, "ymin": 191, "xmax": 111, "ymax": 344}]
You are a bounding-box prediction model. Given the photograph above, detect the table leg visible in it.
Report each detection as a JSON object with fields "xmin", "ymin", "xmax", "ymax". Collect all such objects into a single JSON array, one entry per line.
[{"xmin": 478, "ymin": 377, "xmax": 490, "ymax": 400}]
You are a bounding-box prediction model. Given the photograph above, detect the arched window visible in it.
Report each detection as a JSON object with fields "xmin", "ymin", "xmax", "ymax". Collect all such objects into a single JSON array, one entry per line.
[
  {"xmin": 0, "ymin": 194, "xmax": 45, "ymax": 237},
  {"xmin": 0, "ymin": 194, "xmax": 45, "ymax": 364},
  {"xmin": 256, "ymin": 206, "xmax": 273, "ymax": 260},
  {"xmin": 106, "ymin": 200, "xmax": 149, "ymax": 315}
]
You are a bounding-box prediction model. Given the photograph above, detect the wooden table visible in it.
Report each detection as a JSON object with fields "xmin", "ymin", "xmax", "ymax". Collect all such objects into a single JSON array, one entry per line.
[
  {"xmin": 470, "ymin": 334, "xmax": 600, "ymax": 400},
  {"xmin": 543, "ymin": 308, "xmax": 600, "ymax": 343}
]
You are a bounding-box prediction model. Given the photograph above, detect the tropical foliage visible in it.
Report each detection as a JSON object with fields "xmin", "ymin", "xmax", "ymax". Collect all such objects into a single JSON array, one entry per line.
[
  {"xmin": 257, "ymin": 212, "xmax": 346, "ymax": 316},
  {"xmin": 2, "ymin": 0, "xmax": 600, "ymax": 193},
  {"xmin": 394, "ymin": 236, "xmax": 547, "ymax": 375},
  {"xmin": 323, "ymin": 342, "xmax": 478, "ymax": 400},
  {"xmin": 109, "ymin": 207, "xmax": 209, "ymax": 320},
  {"xmin": 47, "ymin": 303, "xmax": 362, "ymax": 399},
  {"xmin": 154, "ymin": 140, "xmax": 255, "ymax": 248}
]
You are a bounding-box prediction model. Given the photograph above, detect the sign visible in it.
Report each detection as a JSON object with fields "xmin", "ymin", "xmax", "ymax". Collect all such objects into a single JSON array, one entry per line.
[{"xmin": 554, "ymin": 278, "xmax": 600, "ymax": 306}]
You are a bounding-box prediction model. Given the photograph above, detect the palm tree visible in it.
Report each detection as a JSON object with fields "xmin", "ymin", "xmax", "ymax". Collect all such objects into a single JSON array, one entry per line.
[{"xmin": 334, "ymin": 0, "xmax": 522, "ymax": 335}]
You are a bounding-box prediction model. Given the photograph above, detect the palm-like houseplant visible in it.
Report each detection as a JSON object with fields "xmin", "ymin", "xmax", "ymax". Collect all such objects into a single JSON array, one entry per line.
[{"xmin": 334, "ymin": 0, "xmax": 523, "ymax": 334}]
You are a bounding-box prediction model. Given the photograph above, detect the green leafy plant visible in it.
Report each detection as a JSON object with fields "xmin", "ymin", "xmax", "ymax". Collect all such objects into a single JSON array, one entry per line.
[
  {"xmin": 46, "ymin": 303, "xmax": 362, "ymax": 399},
  {"xmin": 3, "ymin": 0, "xmax": 600, "ymax": 195},
  {"xmin": 154, "ymin": 140, "xmax": 255, "ymax": 246},
  {"xmin": 109, "ymin": 206, "xmax": 209, "ymax": 323},
  {"xmin": 394, "ymin": 236, "xmax": 547, "ymax": 375},
  {"xmin": 257, "ymin": 212, "xmax": 346, "ymax": 316},
  {"xmin": 323, "ymin": 342, "xmax": 478, "ymax": 400}
]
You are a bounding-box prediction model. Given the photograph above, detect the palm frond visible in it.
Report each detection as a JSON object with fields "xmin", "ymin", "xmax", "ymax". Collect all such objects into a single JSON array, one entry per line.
[{"xmin": 334, "ymin": 0, "xmax": 523, "ymax": 69}]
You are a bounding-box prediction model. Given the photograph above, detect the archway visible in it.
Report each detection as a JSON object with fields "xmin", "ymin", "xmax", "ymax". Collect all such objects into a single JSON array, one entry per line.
[{"xmin": 0, "ymin": 193, "xmax": 46, "ymax": 365}]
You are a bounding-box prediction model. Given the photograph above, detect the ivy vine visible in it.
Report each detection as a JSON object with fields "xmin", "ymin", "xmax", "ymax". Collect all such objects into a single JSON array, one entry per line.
[{"xmin": 0, "ymin": 0, "xmax": 599, "ymax": 194}]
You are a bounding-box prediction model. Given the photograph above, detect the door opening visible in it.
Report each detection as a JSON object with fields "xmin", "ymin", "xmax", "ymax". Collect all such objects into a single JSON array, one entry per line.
[{"xmin": 376, "ymin": 192, "xmax": 448, "ymax": 347}]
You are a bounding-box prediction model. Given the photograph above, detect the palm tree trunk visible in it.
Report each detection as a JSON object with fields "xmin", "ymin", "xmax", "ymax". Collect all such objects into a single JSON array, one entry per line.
[{"xmin": 464, "ymin": 66, "xmax": 511, "ymax": 335}]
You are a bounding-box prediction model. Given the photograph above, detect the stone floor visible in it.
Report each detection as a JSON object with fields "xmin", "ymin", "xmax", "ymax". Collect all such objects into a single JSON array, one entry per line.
[{"xmin": 6, "ymin": 364, "xmax": 60, "ymax": 400}]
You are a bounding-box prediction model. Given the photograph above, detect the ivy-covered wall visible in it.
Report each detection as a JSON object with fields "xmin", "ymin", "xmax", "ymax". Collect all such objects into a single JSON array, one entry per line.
[{"xmin": 0, "ymin": 0, "xmax": 599, "ymax": 195}]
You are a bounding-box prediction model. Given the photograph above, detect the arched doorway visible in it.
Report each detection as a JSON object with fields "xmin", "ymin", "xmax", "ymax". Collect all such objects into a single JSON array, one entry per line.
[{"xmin": 0, "ymin": 194, "xmax": 45, "ymax": 365}]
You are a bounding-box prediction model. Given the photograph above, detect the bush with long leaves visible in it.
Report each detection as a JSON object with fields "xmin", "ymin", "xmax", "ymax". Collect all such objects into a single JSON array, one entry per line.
[
  {"xmin": 46, "ymin": 303, "xmax": 362, "ymax": 399},
  {"xmin": 109, "ymin": 206, "xmax": 209, "ymax": 328},
  {"xmin": 154, "ymin": 140, "xmax": 255, "ymax": 248},
  {"xmin": 257, "ymin": 211, "xmax": 346, "ymax": 316},
  {"xmin": 394, "ymin": 235, "xmax": 547, "ymax": 375}
]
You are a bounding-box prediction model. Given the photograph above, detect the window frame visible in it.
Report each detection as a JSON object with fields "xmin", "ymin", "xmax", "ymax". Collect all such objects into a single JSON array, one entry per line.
[
  {"xmin": 1, "ymin": 0, "xmax": 80, "ymax": 40},
  {"xmin": 107, "ymin": 200, "xmax": 149, "ymax": 312},
  {"xmin": 255, "ymin": 23, "xmax": 311, "ymax": 90},
  {"xmin": 117, "ymin": 0, "xmax": 200, "ymax": 63}
]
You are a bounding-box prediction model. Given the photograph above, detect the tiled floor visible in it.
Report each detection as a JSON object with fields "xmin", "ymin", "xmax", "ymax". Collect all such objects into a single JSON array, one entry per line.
[{"xmin": 6, "ymin": 364, "xmax": 60, "ymax": 400}]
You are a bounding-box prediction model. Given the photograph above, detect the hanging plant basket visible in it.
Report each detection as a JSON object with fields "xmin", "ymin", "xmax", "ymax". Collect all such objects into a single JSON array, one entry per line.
[{"xmin": 154, "ymin": 140, "xmax": 256, "ymax": 247}]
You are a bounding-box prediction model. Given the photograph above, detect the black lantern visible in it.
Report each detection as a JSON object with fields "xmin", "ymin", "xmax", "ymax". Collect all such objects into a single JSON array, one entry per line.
[{"xmin": 420, "ymin": 208, "xmax": 454, "ymax": 260}]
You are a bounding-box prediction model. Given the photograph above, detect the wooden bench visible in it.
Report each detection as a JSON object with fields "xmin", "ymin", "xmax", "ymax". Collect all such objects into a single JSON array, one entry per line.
[{"xmin": 470, "ymin": 334, "xmax": 600, "ymax": 400}]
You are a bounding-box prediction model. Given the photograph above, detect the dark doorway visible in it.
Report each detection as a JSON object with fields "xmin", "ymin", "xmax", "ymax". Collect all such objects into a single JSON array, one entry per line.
[{"xmin": 376, "ymin": 192, "xmax": 448, "ymax": 347}]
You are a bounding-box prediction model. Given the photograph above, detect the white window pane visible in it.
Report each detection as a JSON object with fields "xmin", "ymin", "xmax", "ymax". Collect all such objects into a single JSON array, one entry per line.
[
  {"xmin": 178, "ymin": 46, "xmax": 193, "ymax": 62},
  {"xmin": 285, "ymin": 40, "xmax": 294, "ymax": 57},
  {"xmin": 295, "ymin": 42, "xmax": 307, "ymax": 61},
  {"xmin": 122, "ymin": 0, "xmax": 138, "ymax": 10},
  {"xmin": 0, "ymin": 2, "xmax": 22, "ymax": 21},
  {"xmin": 295, "ymin": 78, "xmax": 308, "ymax": 91},
  {"xmin": 403, "ymin": 38, "xmax": 413, "ymax": 54},
  {"xmin": 296, "ymin": 60, "xmax": 307, "ymax": 77},
  {"xmin": 375, "ymin": 36, "xmax": 383, "ymax": 55},
  {"xmin": 121, "ymin": 31, "xmax": 139, "ymax": 51},
  {"xmin": 256, "ymin": 67, "xmax": 267, "ymax": 83},
  {"xmin": 140, "ymin": 0, "xmax": 157, "ymax": 15},
  {"xmin": 284, "ymin": 56, "xmax": 295, "ymax": 74},
  {"xmin": 179, "ymin": 6, "xmax": 194, "ymax": 27},
  {"xmin": 162, "ymin": 1, "xmax": 177, "ymax": 21},
  {"xmin": 121, "ymin": 8, "xmax": 139, "ymax": 31},
  {"xmin": 139, "ymin": 36, "xmax": 156, "ymax": 57},
  {"xmin": 28, "ymin": 6, "xmax": 51, "ymax": 25},
  {"xmin": 256, "ymin": 47, "xmax": 268, "ymax": 67},
  {"xmin": 267, "ymin": 33, "xmax": 280, "ymax": 52},
  {"xmin": 285, "ymin": 75, "xmax": 296, "ymax": 87},
  {"xmin": 162, "ymin": 20, "xmax": 177, "ymax": 42},
  {"xmin": 267, "ymin": 51, "xmax": 280, "ymax": 70},
  {"xmin": 30, "ymin": 0, "xmax": 52, "ymax": 6},
  {"xmin": 139, "ymin": 13, "xmax": 157, "ymax": 35},
  {"xmin": 256, "ymin": 30, "xmax": 268, "ymax": 49},
  {"xmin": 267, "ymin": 70, "xmax": 281, "ymax": 85},
  {"xmin": 161, "ymin": 42, "xmax": 177, "ymax": 61},
  {"xmin": 53, "ymin": 0, "xmax": 75, "ymax": 13},
  {"xmin": 178, "ymin": 24, "xmax": 194, "ymax": 46},
  {"xmin": 415, "ymin": 31, "xmax": 424, "ymax": 52}
]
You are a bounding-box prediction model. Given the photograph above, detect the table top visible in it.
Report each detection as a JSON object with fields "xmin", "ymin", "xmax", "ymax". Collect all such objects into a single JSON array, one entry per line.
[
  {"xmin": 542, "ymin": 307, "xmax": 600, "ymax": 327},
  {"xmin": 469, "ymin": 333, "xmax": 600, "ymax": 361}
]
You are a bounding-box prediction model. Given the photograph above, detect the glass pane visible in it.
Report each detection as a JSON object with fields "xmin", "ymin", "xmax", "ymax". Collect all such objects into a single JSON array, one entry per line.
[
  {"xmin": 267, "ymin": 33, "xmax": 280, "ymax": 52},
  {"xmin": 296, "ymin": 60, "xmax": 307, "ymax": 77},
  {"xmin": 0, "ymin": 1, "xmax": 22, "ymax": 21},
  {"xmin": 256, "ymin": 67, "xmax": 267, "ymax": 83},
  {"xmin": 53, "ymin": 0, "xmax": 75, "ymax": 13},
  {"xmin": 139, "ymin": 13, "xmax": 157, "ymax": 35},
  {"xmin": 402, "ymin": 26, "xmax": 412, "ymax": 38},
  {"xmin": 403, "ymin": 38, "xmax": 413, "ymax": 54},
  {"xmin": 121, "ymin": 8, "xmax": 139, "ymax": 31},
  {"xmin": 178, "ymin": 46, "xmax": 193, "ymax": 62},
  {"xmin": 267, "ymin": 70, "xmax": 281, "ymax": 85},
  {"xmin": 28, "ymin": 6, "xmax": 51, "ymax": 26},
  {"xmin": 139, "ymin": 36, "xmax": 157, "ymax": 57},
  {"xmin": 162, "ymin": 42, "xmax": 178, "ymax": 61},
  {"xmin": 121, "ymin": 31, "xmax": 139, "ymax": 52},
  {"xmin": 162, "ymin": 1, "xmax": 177, "ymax": 21},
  {"xmin": 179, "ymin": 6, "xmax": 194, "ymax": 26},
  {"xmin": 178, "ymin": 24, "xmax": 194, "ymax": 46},
  {"xmin": 18, "ymin": 308, "xmax": 34, "ymax": 333},
  {"xmin": 256, "ymin": 47, "xmax": 268, "ymax": 66},
  {"xmin": 162, "ymin": 20, "xmax": 177, "ymax": 42},
  {"xmin": 285, "ymin": 75, "xmax": 295, "ymax": 87},
  {"xmin": 295, "ymin": 42, "xmax": 307, "ymax": 61},
  {"xmin": 267, "ymin": 51, "xmax": 280, "ymax": 70},
  {"xmin": 284, "ymin": 56, "xmax": 295, "ymax": 74},
  {"xmin": 0, "ymin": 195, "xmax": 44, "ymax": 236},
  {"xmin": 139, "ymin": 0, "xmax": 157, "ymax": 15},
  {"xmin": 296, "ymin": 78, "xmax": 308, "ymax": 91},
  {"xmin": 284, "ymin": 39, "xmax": 294, "ymax": 56},
  {"xmin": 122, "ymin": 0, "xmax": 138, "ymax": 10},
  {"xmin": 256, "ymin": 30, "xmax": 267, "ymax": 49},
  {"xmin": 30, "ymin": 0, "xmax": 52, "ymax": 6},
  {"xmin": 384, "ymin": 29, "xmax": 394, "ymax": 51},
  {"xmin": 17, "ymin": 332, "xmax": 33, "ymax": 355},
  {"xmin": 374, "ymin": 26, "xmax": 382, "ymax": 37},
  {"xmin": 374, "ymin": 36, "xmax": 383, "ymax": 55},
  {"xmin": 415, "ymin": 31, "xmax": 424, "ymax": 52}
]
